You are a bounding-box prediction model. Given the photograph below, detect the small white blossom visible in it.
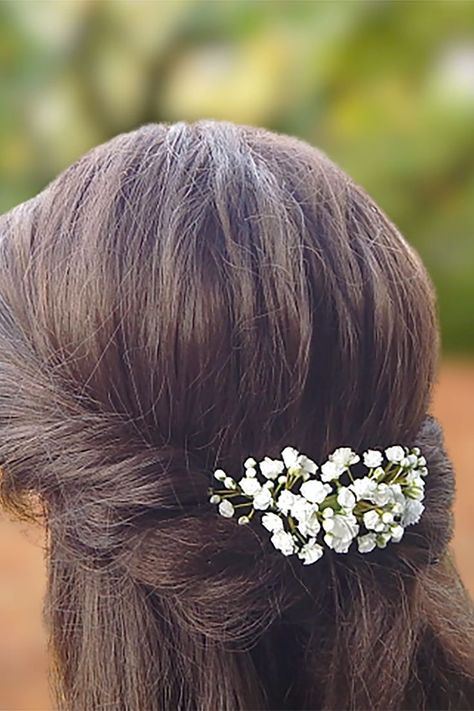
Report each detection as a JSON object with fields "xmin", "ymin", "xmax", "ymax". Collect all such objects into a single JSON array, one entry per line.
[
  {"xmin": 218, "ymin": 499, "xmax": 235, "ymax": 518},
  {"xmin": 224, "ymin": 476, "xmax": 237, "ymax": 489},
  {"xmin": 238, "ymin": 515, "xmax": 250, "ymax": 525},
  {"xmin": 261, "ymin": 512, "xmax": 284, "ymax": 533},
  {"xmin": 298, "ymin": 539, "xmax": 324, "ymax": 565},
  {"xmin": 297, "ymin": 455, "xmax": 318, "ymax": 475},
  {"xmin": 385, "ymin": 446, "xmax": 405, "ymax": 463},
  {"xmin": 390, "ymin": 524, "xmax": 404, "ymax": 542},
  {"xmin": 281, "ymin": 446, "xmax": 300, "ymax": 469},
  {"xmin": 337, "ymin": 486, "xmax": 356, "ymax": 511},
  {"xmin": 357, "ymin": 532, "xmax": 377, "ymax": 553},
  {"xmin": 245, "ymin": 467, "xmax": 257, "ymax": 478},
  {"xmin": 363, "ymin": 450, "xmax": 383, "ymax": 469},
  {"xmin": 405, "ymin": 472, "xmax": 425, "ymax": 500},
  {"xmin": 270, "ymin": 530, "xmax": 297, "ymax": 556},
  {"xmin": 404, "ymin": 453, "xmax": 419, "ymax": 469},
  {"xmin": 209, "ymin": 494, "xmax": 221, "ymax": 504},
  {"xmin": 244, "ymin": 457, "xmax": 256, "ymax": 468},
  {"xmin": 281, "ymin": 447, "xmax": 318, "ymax": 475},
  {"xmin": 290, "ymin": 495, "xmax": 313, "ymax": 520},
  {"xmin": 373, "ymin": 483, "xmax": 392, "ymax": 506},
  {"xmin": 253, "ymin": 487, "xmax": 273, "ymax": 510},
  {"xmin": 322, "ymin": 513, "xmax": 359, "ymax": 553},
  {"xmin": 239, "ymin": 476, "xmax": 262, "ymax": 497},
  {"xmin": 401, "ymin": 499, "xmax": 424, "ymax": 526},
  {"xmin": 259, "ymin": 457, "xmax": 285, "ymax": 480},
  {"xmin": 350, "ymin": 476, "xmax": 378, "ymax": 501},
  {"xmin": 294, "ymin": 503, "xmax": 321, "ymax": 537},
  {"xmin": 382, "ymin": 511, "xmax": 394, "ymax": 524},
  {"xmin": 277, "ymin": 475, "xmax": 287, "ymax": 484},
  {"xmin": 276, "ymin": 489, "xmax": 297, "ymax": 515},
  {"xmin": 363, "ymin": 510, "xmax": 385, "ymax": 532},
  {"xmin": 300, "ymin": 479, "xmax": 332, "ymax": 504},
  {"xmin": 322, "ymin": 507, "xmax": 334, "ymax": 518},
  {"xmin": 320, "ymin": 460, "xmax": 342, "ymax": 482},
  {"xmin": 376, "ymin": 532, "xmax": 392, "ymax": 548},
  {"xmin": 214, "ymin": 469, "xmax": 227, "ymax": 481},
  {"xmin": 331, "ymin": 447, "xmax": 360, "ymax": 468}
]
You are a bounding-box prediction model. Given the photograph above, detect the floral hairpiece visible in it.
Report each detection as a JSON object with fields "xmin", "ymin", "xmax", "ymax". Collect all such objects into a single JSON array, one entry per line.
[{"xmin": 208, "ymin": 445, "xmax": 428, "ymax": 565}]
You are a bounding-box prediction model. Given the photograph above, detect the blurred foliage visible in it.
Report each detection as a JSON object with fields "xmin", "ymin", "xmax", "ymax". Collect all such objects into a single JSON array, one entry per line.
[{"xmin": 0, "ymin": 0, "xmax": 473, "ymax": 351}]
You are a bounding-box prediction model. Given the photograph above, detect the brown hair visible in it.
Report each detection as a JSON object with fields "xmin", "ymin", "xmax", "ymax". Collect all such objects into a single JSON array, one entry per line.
[{"xmin": 0, "ymin": 120, "xmax": 472, "ymax": 710}]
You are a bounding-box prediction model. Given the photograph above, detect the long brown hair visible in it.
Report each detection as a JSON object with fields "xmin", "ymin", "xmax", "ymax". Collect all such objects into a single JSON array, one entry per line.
[{"xmin": 0, "ymin": 120, "xmax": 472, "ymax": 710}]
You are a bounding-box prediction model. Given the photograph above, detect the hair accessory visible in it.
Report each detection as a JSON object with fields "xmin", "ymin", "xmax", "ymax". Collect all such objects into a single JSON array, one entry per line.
[{"xmin": 208, "ymin": 445, "xmax": 428, "ymax": 565}]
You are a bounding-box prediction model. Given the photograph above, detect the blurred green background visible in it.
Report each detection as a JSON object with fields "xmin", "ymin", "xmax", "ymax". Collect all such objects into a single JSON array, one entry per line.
[{"xmin": 1, "ymin": 0, "xmax": 473, "ymax": 351}]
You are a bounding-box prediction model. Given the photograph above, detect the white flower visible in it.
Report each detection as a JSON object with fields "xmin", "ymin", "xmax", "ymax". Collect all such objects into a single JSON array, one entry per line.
[
  {"xmin": 276, "ymin": 489, "xmax": 297, "ymax": 515},
  {"xmin": 245, "ymin": 467, "xmax": 257, "ymax": 478},
  {"xmin": 322, "ymin": 507, "xmax": 334, "ymax": 518},
  {"xmin": 244, "ymin": 457, "xmax": 256, "ymax": 468},
  {"xmin": 363, "ymin": 510, "xmax": 385, "ymax": 532},
  {"xmin": 357, "ymin": 532, "xmax": 377, "ymax": 553},
  {"xmin": 298, "ymin": 539, "xmax": 324, "ymax": 565},
  {"xmin": 281, "ymin": 446, "xmax": 300, "ymax": 469},
  {"xmin": 376, "ymin": 532, "xmax": 392, "ymax": 548},
  {"xmin": 372, "ymin": 483, "xmax": 392, "ymax": 506},
  {"xmin": 322, "ymin": 513, "xmax": 359, "ymax": 553},
  {"xmin": 385, "ymin": 446, "xmax": 405, "ymax": 463},
  {"xmin": 253, "ymin": 487, "xmax": 273, "ymax": 510},
  {"xmin": 320, "ymin": 460, "xmax": 342, "ymax": 482},
  {"xmin": 404, "ymin": 472, "xmax": 425, "ymax": 500},
  {"xmin": 321, "ymin": 447, "xmax": 359, "ymax": 481},
  {"xmin": 239, "ymin": 476, "xmax": 262, "ymax": 497},
  {"xmin": 281, "ymin": 446, "xmax": 318, "ymax": 475},
  {"xmin": 300, "ymin": 479, "xmax": 332, "ymax": 504},
  {"xmin": 238, "ymin": 515, "xmax": 250, "ymax": 525},
  {"xmin": 270, "ymin": 530, "xmax": 297, "ymax": 556},
  {"xmin": 261, "ymin": 512, "xmax": 284, "ymax": 533},
  {"xmin": 209, "ymin": 494, "xmax": 221, "ymax": 504},
  {"xmin": 350, "ymin": 476, "xmax": 378, "ymax": 501},
  {"xmin": 404, "ymin": 453, "xmax": 418, "ymax": 469},
  {"xmin": 294, "ymin": 503, "xmax": 321, "ymax": 538},
  {"xmin": 224, "ymin": 476, "xmax": 237, "ymax": 489},
  {"xmin": 363, "ymin": 450, "xmax": 383, "ymax": 468},
  {"xmin": 337, "ymin": 486, "xmax": 356, "ymax": 511},
  {"xmin": 331, "ymin": 447, "xmax": 360, "ymax": 468},
  {"xmin": 390, "ymin": 524, "xmax": 404, "ymax": 542},
  {"xmin": 401, "ymin": 499, "xmax": 424, "ymax": 526},
  {"xmin": 290, "ymin": 495, "xmax": 313, "ymax": 520},
  {"xmin": 297, "ymin": 455, "xmax": 318, "ymax": 475},
  {"xmin": 389, "ymin": 483, "xmax": 406, "ymax": 514},
  {"xmin": 218, "ymin": 499, "xmax": 235, "ymax": 518},
  {"xmin": 214, "ymin": 469, "xmax": 227, "ymax": 481},
  {"xmin": 259, "ymin": 457, "xmax": 285, "ymax": 480}
]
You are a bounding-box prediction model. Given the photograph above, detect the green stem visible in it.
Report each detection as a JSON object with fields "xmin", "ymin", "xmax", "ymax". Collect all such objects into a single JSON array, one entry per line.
[{"xmin": 287, "ymin": 515, "xmax": 307, "ymax": 544}]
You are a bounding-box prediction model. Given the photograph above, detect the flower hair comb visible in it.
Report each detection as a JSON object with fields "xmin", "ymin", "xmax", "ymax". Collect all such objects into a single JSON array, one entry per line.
[{"xmin": 208, "ymin": 445, "xmax": 428, "ymax": 565}]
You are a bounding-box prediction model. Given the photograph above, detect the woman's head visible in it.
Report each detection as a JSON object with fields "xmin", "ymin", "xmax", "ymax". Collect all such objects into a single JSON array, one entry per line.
[{"xmin": 0, "ymin": 121, "xmax": 471, "ymax": 710}]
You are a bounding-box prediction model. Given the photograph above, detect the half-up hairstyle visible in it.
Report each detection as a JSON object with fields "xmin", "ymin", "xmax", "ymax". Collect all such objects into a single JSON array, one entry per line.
[{"xmin": 0, "ymin": 120, "xmax": 472, "ymax": 710}]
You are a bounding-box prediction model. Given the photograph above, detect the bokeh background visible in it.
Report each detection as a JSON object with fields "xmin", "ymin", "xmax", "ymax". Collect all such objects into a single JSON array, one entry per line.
[{"xmin": 0, "ymin": 1, "xmax": 473, "ymax": 709}]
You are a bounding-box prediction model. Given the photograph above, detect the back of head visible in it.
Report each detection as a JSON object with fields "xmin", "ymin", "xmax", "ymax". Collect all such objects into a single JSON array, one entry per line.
[{"xmin": 0, "ymin": 120, "xmax": 472, "ymax": 710}]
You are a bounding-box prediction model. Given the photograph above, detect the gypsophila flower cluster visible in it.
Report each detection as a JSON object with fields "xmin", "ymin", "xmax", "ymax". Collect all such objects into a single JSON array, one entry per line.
[{"xmin": 208, "ymin": 444, "xmax": 428, "ymax": 565}]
